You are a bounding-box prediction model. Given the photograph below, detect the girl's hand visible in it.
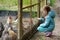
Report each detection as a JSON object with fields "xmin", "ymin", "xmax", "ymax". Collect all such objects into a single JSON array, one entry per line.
[
  {"xmin": 37, "ymin": 18, "xmax": 40, "ymax": 20},
  {"xmin": 8, "ymin": 27, "xmax": 11, "ymax": 31}
]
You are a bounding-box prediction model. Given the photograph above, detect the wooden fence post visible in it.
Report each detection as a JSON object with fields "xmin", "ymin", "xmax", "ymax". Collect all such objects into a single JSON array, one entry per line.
[
  {"xmin": 29, "ymin": 0, "xmax": 33, "ymax": 28},
  {"xmin": 46, "ymin": 0, "xmax": 47, "ymax": 5},
  {"xmin": 37, "ymin": 0, "xmax": 40, "ymax": 18},
  {"xmin": 18, "ymin": 0, "xmax": 23, "ymax": 40}
]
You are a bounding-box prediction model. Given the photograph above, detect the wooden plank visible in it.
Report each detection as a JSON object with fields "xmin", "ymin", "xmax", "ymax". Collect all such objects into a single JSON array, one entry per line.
[
  {"xmin": 44, "ymin": 0, "xmax": 47, "ymax": 5},
  {"xmin": 22, "ymin": 3, "xmax": 39, "ymax": 9},
  {"xmin": 46, "ymin": 0, "xmax": 47, "ymax": 5},
  {"xmin": 18, "ymin": 0, "xmax": 23, "ymax": 40},
  {"xmin": 29, "ymin": 0, "xmax": 33, "ymax": 28},
  {"xmin": 21, "ymin": 22, "xmax": 40, "ymax": 40}
]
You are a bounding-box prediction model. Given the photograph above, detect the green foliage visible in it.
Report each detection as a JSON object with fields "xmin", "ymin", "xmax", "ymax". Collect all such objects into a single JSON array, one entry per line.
[
  {"xmin": 0, "ymin": 0, "xmax": 18, "ymax": 10},
  {"xmin": 32, "ymin": 12, "xmax": 37, "ymax": 18},
  {"xmin": 0, "ymin": 0, "xmax": 18, "ymax": 6},
  {"xmin": 0, "ymin": 0, "xmax": 37, "ymax": 10},
  {"xmin": 50, "ymin": 0, "xmax": 55, "ymax": 6},
  {"xmin": 23, "ymin": 0, "xmax": 30, "ymax": 6}
]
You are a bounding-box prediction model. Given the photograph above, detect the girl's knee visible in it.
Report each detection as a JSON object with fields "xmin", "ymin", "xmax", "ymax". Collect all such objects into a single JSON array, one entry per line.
[
  {"xmin": 37, "ymin": 27, "xmax": 40, "ymax": 31},
  {"xmin": 37, "ymin": 27, "xmax": 43, "ymax": 32},
  {"xmin": 37, "ymin": 27, "xmax": 48, "ymax": 32}
]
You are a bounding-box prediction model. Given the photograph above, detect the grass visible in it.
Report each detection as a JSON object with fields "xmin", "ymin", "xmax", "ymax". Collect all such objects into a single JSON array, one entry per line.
[
  {"xmin": 0, "ymin": 0, "xmax": 37, "ymax": 10},
  {"xmin": 0, "ymin": 0, "xmax": 46, "ymax": 11},
  {"xmin": 39, "ymin": 35, "xmax": 45, "ymax": 40},
  {"xmin": 23, "ymin": 0, "xmax": 37, "ymax": 7}
]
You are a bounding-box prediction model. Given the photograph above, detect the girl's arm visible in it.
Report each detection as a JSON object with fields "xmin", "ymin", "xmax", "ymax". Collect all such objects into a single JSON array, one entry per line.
[
  {"xmin": 37, "ymin": 17, "xmax": 45, "ymax": 23},
  {"xmin": 40, "ymin": 16, "xmax": 51, "ymax": 28}
]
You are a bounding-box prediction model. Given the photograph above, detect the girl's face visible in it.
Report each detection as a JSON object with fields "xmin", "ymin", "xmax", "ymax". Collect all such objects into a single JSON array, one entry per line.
[
  {"xmin": 9, "ymin": 18, "xmax": 12, "ymax": 23},
  {"xmin": 7, "ymin": 17, "xmax": 12, "ymax": 24},
  {"xmin": 43, "ymin": 9, "xmax": 47, "ymax": 17}
]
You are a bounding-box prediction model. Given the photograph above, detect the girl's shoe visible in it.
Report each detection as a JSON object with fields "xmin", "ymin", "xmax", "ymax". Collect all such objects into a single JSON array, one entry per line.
[{"xmin": 46, "ymin": 32, "xmax": 52, "ymax": 37}]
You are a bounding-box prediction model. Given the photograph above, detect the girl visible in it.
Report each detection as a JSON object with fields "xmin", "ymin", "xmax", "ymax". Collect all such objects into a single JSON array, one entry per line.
[
  {"xmin": 2, "ymin": 16, "xmax": 17, "ymax": 40},
  {"xmin": 37, "ymin": 6, "xmax": 55, "ymax": 37}
]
